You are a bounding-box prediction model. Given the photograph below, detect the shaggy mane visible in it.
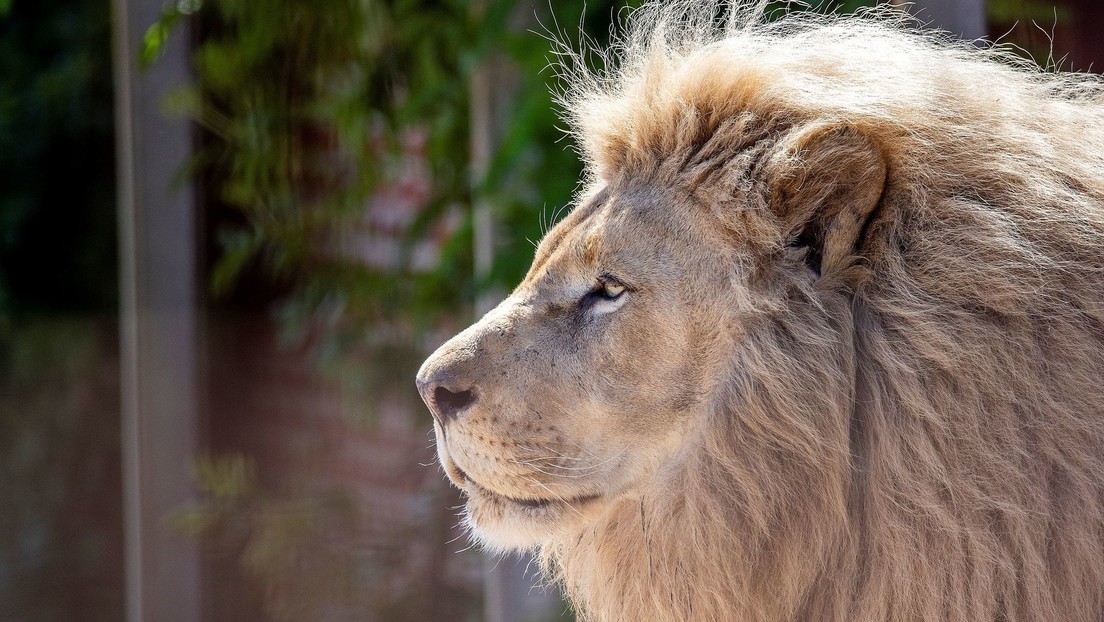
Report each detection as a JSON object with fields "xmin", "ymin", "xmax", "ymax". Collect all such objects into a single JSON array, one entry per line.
[{"xmin": 540, "ymin": 2, "xmax": 1104, "ymax": 621}]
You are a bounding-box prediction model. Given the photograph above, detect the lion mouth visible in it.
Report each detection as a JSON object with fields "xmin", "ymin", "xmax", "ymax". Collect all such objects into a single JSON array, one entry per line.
[{"xmin": 452, "ymin": 464, "xmax": 601, "ymax": 510}]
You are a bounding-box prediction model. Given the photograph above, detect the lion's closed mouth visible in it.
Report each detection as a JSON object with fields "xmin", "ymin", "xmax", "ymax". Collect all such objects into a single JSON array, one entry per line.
[{"xmin": 456, "ymin": 466, "xmax": 600, "ymax": 510}]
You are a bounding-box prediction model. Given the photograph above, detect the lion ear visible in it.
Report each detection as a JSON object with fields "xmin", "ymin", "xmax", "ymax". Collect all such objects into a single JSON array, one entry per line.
[{"xmin": 767, "ymin": 124, "xmax": 887, "ymax": 277}]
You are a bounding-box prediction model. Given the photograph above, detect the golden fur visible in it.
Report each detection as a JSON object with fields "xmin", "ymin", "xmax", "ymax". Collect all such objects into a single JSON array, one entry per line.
[{"xmin": 417, "ymin": 2, "xmax": 1104, "ymax": 620}]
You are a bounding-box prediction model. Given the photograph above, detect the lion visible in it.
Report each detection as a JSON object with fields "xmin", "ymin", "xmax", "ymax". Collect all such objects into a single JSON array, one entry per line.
[{"xmin": 416, "ymin": 2, "xmax": 1104, "ymax": 620}]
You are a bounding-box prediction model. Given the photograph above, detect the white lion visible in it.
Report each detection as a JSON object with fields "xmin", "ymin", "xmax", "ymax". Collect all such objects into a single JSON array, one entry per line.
[{"xmin": 418, "ymin": 3, "xmax": 1104, "ymax": 620}]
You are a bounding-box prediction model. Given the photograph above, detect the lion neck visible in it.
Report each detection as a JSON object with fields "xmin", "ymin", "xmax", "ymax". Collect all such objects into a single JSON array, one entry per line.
[{"xmin": 542, "ymin": 407, "xmax": 853, "ymax": 622}]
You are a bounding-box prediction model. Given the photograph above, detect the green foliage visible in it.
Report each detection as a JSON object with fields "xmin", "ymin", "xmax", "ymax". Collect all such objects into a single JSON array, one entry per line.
[
  {"xmin": 987, "ymin": 0, "xmax": 1066, "ymax": 23},
  {"xmin": 141, "ymin": 20, "xmax": 174, "ymax": 67},
  {"xmin": 0, "ymin": 0, "xmax": 117, "ymax": 315},
  {"xmin": 145, "ymin": 0, "xmax": 898, "ymax": 346},
  {"xmin": 147, "ymin": 0, "xmax": 477, "ymax": 330},
  {"xmin": 141, "ymin": 0, "xmax": 683, "ymax": 344}
]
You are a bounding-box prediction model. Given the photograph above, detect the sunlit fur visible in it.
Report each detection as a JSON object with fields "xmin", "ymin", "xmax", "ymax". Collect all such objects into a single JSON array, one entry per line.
[{"xmin": 533, "ymin": 2, "xmax": 1104, "ymax": 621}]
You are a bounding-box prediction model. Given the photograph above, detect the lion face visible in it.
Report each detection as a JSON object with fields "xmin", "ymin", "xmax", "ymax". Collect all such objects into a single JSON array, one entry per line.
[
  {"xmin": 416, "ymin": 184, "xmax": 736, "ymax": 549},
  {"xmin": 417, "ymin": 117, "xmax": 889, "ymax": 550}
]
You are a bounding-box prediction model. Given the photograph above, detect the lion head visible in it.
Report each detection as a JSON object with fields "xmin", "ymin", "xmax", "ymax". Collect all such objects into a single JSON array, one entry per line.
[{"xmin": 418, "ymin": 3, "xmax": 1104, "ymax": 621}]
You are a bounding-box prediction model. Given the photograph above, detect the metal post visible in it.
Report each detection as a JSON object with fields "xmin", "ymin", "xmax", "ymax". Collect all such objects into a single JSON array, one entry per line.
[
  {"xmin": 111, "ymin": 1, "xmax": 201, "ymax": 620},
  {"xmin": 471, "ymin": 59, "xmax": 499, "ymax": 318}
]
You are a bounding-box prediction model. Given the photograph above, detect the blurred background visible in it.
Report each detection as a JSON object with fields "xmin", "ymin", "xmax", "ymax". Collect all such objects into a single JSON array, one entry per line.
[{"xmin": 0, "ymin": 0, "xmax": 1100, "ymax": 620}]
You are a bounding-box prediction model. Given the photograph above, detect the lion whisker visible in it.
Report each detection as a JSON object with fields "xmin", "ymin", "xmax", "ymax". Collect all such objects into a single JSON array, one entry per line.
[
  {"xmin": 512, "ymin": 461, "xmax": 602, "ymax": 479},
  {"xmin": 513, "ymin": 448, "xmax": 595, "ymax": 462},
  {"xmin": 521, "ymin": 474, "xmax": 587, "ymax": 519},
  {"xmin": 512, "ymin": 446, "xmax": 627, "ymax": 478},
  {"xmin": 518, "ymin": 438, "xmax": 609, "ymax": 463},
  {"xmin": 511, "ymin": 455, "xmax": 608, "ymax": 470}
]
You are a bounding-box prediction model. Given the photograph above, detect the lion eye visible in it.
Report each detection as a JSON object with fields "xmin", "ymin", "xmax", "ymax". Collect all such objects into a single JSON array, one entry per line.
[
  {"xmin": 580, "ymin": 275, "xmax": 630, "ymax": 310},
  {"xmin": 599, "ymin": 281, "xmax": 625, "ymax": 300}
]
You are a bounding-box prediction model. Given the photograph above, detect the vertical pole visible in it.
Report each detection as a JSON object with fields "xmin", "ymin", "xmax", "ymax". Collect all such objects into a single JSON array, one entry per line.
[
  {"xmin": 470, "ymin": 59, "xmax": 499, "ymax": 318},
  {"xmin": 112, "ymin": 1, "xmax": 201, "ymax": 621}
]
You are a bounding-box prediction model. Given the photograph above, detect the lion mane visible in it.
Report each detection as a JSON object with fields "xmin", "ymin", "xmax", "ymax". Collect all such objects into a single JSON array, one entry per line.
[{"xmin": 538, "ymin": 3, "xmax": 1104, "ymax": 621}]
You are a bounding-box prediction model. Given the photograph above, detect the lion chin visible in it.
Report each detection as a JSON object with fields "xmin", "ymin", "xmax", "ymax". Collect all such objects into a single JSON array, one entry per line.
[
  {"xmin": 459, "ymin": 479, "xmax": 605, "ymax": 553},
  {"xmin": 418, "ymin": 2, "xmax": 1104, "ymax": 621},
  {"xmin": 430, "ymin": 420, "xmax": 608, "ymax": 552}
]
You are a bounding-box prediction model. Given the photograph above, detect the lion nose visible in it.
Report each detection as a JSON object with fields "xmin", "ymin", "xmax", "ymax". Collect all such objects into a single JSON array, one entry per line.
[{"xmin": 416, "ymin": 373, "xmax": 477, "ymax": 424}]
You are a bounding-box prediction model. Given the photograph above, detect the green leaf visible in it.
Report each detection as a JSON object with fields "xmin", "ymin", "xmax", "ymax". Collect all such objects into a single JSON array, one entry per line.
[
  {"xmin": 140, "ymin": 21, "xmax": 171, "ymax": 67},
  {"xmin": 193, "ymin": 454, "xmax": 255, "ymax": 500},
  {"xmin": 210, "ymin": 230, "xmax": 263, "ymax": 297}
]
